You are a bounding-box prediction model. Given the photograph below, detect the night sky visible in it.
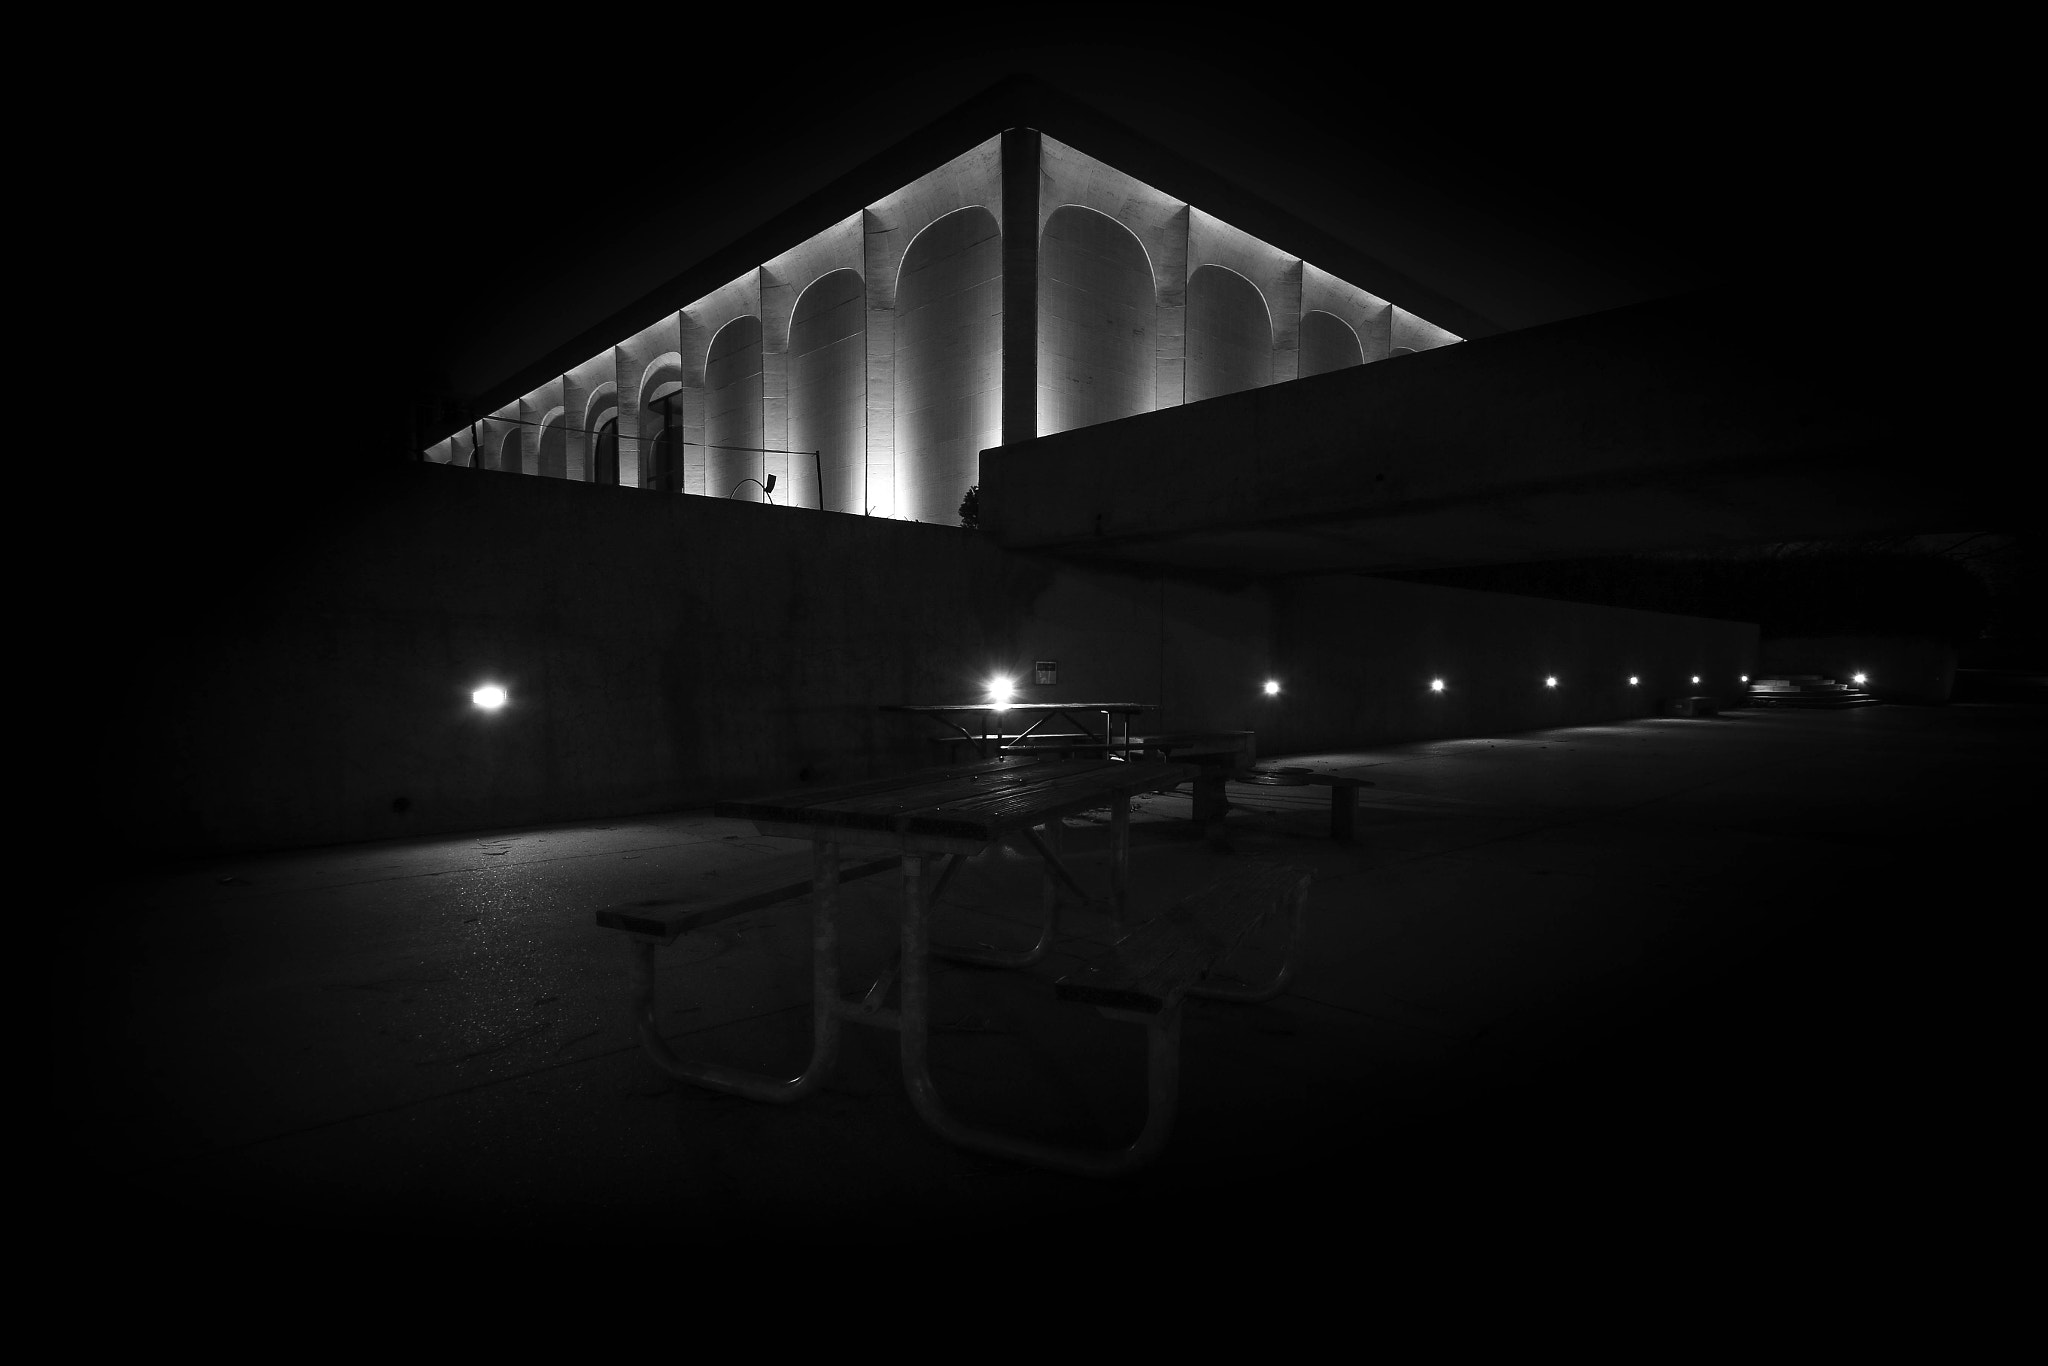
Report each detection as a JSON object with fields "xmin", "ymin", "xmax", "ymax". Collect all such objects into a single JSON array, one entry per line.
[
  {"xmin": 163, "ymin": 38, "xmax": 1916, "ymax": 461},
  {"xmin": 115, "ymin": 28, "xmax": 1990, "ymax": 636}
]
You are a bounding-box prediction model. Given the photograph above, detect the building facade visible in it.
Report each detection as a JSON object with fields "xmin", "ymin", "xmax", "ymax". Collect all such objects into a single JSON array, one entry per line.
[{"xmin": 423, "ymin": 131, "xmax": 1459, "ymax": 524}]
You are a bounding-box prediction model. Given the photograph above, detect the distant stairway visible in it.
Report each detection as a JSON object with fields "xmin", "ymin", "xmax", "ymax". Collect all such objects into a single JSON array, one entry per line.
[{"xmin": 1747, "ymin": 674, "xmax": 1884, "ymax": 708}]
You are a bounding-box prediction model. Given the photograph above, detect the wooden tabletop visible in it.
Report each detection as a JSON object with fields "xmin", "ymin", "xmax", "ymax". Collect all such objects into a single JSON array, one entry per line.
[
  {"xmin": 881, "ymin": 703, "xmax": 1156, "ymax": 714},
  {"xmin": 713, "ymin": 754, "xmax": 1193, "ymax": 843}
]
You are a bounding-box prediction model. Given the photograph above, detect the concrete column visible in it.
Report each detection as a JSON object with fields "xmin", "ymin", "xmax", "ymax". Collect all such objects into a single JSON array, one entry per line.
[
  {"xmin": 1272, "ymin": 258, "xmax": 1303, "ymax": 386},
  {"xmin": 677, "ymin": 311, "xmax": 708, "ymax": 497},
  {"xmin": 1157, "ymin": 205, "xmax": 1189, "ymax": 410},
  {"xmin": 567, "ymin": 396, "xmax": 588, "ymax": 482},
  {"xmin": 863, "ymin": 209, "xmax": 896, "ymax": 517},
  {"xmin": 513, "ymin": 394, "xmax": 537, "ymax": 475},
  {"xmin": 612, "ymin": 345, "xmax": 637, "ymax": 488},
  {"xmin": 1001, "ymin": 127, "xmax": 1040, "ymax": 449},
  {"xmin": 1367, "ymin": 304, "xmax": 1394, "ymax": 362},
  {"xmin": 760, "ymin": 265, "xmax": 791, "ymax": 500},
  {"xmin": 562, "ymin": 372, "xmax": 590, "ymax": 483}
]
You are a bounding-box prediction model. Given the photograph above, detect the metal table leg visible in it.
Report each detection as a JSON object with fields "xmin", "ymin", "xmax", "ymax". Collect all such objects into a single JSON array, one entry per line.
[
  {"xmin": 629, "ymin": 837, "xmax": 844, "ymax": 1102},
  {"xmin": 932, "ymin": 829, "xmax": 1061, "ymax": 968},
  {"xmin": 897, "ymin": 853, "xmax": 1185, "ymax": 1177},
  {"xmin": 1330, "ymin": 784, "xmax": 1357, "ymax": 843},
  {"xmin": 1110, "ymin": 792, "xmax": 1131, "ymax": 925},
  {"xmin": 1187, "ymin": 870, "xmax": 1309, "ymax": 1003}
]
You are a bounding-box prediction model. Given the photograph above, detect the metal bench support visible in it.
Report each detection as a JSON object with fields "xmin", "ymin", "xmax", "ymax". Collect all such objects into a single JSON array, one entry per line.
[
  {"xmin": 627, "ymin": 841, "xmax": 848, "ymax": 1104},
  {"xmin": 898, "ymin": 852, "xmax": 1185, "ymax": 1178}
]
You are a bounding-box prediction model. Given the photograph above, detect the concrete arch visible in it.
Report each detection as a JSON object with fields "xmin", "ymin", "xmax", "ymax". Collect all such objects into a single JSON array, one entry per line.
[
  {"xmin": 788, "ymin": 268, "xmax": 866, "ymax": 513},
  {"xmin": 591, "ymin": 413, "xmax": 620, "ymax": 486},
  {"xmin": 706, "ymin": 316, "xmax": 765, "ymax": 500},
  {"xmin": 535, "ymin": 406, "xmax": 568, "ymax": 479},
  {"xmin": 1186, "ymin": 264, "xmax": 1272, "ymax": 402},
  {"xmin": 582, "ymin": 381, "xmax": 618, "ymax": 431},
  {"xmin": 1299, "ymin": 311, "xmax": 1365, "ymax": 378},
  {"xmin": 1038, "ymin": 204, "xmax": 1155, "ymax": 437},
  {"xmin": 893, "ymin": 204, "xmax": 1002, "ymax": 294},
  {"xmin": 496, "ymin": 426, "xmax": 524, "ymax": 474},
  {"xmin": 637, "ymin": 358, "xmax": 685, "ymax": 492},
  {"xmin": 895, "ymin": 204, "xmax": 1001, "ymax": 524},
  {"xmin": 636, "ymin": 353, "xmax": 683, "ymax": 408}
]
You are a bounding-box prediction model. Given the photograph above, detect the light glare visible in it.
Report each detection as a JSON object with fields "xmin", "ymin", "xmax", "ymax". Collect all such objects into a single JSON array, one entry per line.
[
  {"xmin": 473, "ymin": 684, "xmax": 507, "ymax": 710},
  {"xmin": 987, "ymin": 675, "xmax": 1015, "ymax": 707},
  {"xmin": 1852, "ymin": 672, "xmax": 1867, "ymax": 684},
  {"xmin": 1263, "ymin": 679, "xmax": 1281, "ymax": 696},
  {"xmin": 1545, "ymin": 676, "xmax": 1558, "ymax": 688},
  {"xmin": 1429, "ymin": 679, "xmax": 1444, "ymax": 692},
  {"xmin": 1628, "ymin": 676, "xmax": 1639, "ymax": 686}
]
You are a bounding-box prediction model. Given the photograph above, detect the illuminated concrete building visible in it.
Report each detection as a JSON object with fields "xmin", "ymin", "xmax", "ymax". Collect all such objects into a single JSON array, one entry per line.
[
  {"xmin": 420, "ymin": 132, "xmax": 1459, "ymax": 523},
  {"xmin": 115, "ymin": 74, "xmax": 1970, "ymax": 857}
]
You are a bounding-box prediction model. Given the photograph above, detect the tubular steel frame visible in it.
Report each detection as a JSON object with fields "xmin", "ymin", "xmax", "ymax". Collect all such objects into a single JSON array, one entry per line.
[
  {"xmin": 628, "ymin": 795, "xmax": 1213, "ymax": 1176},
  {"xmin": 881, "ymin": 703, "xmax": 1153, "ymax": 761}
]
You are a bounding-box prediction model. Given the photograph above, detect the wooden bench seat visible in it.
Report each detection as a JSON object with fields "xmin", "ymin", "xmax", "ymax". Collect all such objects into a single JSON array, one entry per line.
[
  {"xmin": 1235, "ymin": 766, "xmax": 1375, "ymax": 843},
  {"xmin": 933, "ymin": 732, "xmax": 1106, "ymax": 760},
  {"xmin": 1057, "ymin": 861, "xmax": 1312, "ymax": 1014},
  {"xmin": 1129, "ymin": 731, "xmax": 1255, "ymax": 761},
  {"xmin": 1140, "ymin": 752, "xmax": 1373, "ymax": 844},
  {"xmin": 998, "ymin": 733, "xmax": 1112, "ymax": 757},
  {"xmin": 594, "ymin": 853, "xmax": 900, "ymax": 944}
]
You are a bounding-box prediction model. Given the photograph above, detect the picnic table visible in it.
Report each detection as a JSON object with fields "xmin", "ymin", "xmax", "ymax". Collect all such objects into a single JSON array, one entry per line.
[
  {"xmin": 597, "ymin": 753, "xmax": 1310, "ymax": 1174},
  {"xmin": 881, "ymin": 701, "xmax": 1155, "ymax": 760}
]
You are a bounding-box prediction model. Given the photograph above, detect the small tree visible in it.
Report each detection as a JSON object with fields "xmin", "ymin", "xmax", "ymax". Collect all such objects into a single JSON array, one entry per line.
[{"xmin": 958, "ymin": 485, "xmax": 980, "ymax": 530}]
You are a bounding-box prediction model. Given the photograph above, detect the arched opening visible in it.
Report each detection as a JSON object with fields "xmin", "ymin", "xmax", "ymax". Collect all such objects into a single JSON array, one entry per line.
[
  {"xmin": 637, "ymin": 370, "xmax": 682, "ymax": 491},
  {"xmin": 1038, "ymin": 205, "xmax": 1154, "ymax": 436},
  {"xmin": 1299, "ymin": 311, "xmax": 1365, "ymax": 378},
  {"xmin": 496, "ymin": 428, "xmax": 524, "ymax": 474},
  {"xmin": 896, "ymin": 205, "xmax": 1001, "ymax": 524},
  {"xmin": 1186, "ymin": 265, "xmax": 1272, "ymax": 402},
  {"xmin": 593, "ymin": 416, "xmax": 619, "ymax": 486},
  {"xmin": 648, "ymin": 395, "xmax": 681, "ymax": 492},
  {"xmin": 706, "ymin": 316, "xmax": 765, "ymax": 500},
  {"xmin": 536, "ymin": 413, "xmax": 568, "ymax": 479},
  {"xmin": 789, "ymin": 269, "xmax": 866, "ymax": 513}
]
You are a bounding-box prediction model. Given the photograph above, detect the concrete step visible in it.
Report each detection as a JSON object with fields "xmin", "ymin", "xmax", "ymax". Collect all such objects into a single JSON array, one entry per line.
[{"xmin": 1745, "ymin": 689, "xmax": 1883, "ymax": 709}]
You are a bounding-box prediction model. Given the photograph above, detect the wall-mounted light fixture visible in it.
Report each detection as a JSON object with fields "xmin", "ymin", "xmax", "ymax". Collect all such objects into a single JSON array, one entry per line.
[
  {"xmin": 730, "ymin": 474, "xmax": 776, "ymax": 502},
  {"xmin": 1263, "ymin": 679, "xmax": 1282, "ymax": 696},
  {"xmin": 1740, "ymin": 675, "xmax": 1749, "ymax": 683},
  {"xmin": 1429, "ymin": 678, "xmax": 1445, "ymax": 693},
  {"xmin": 1545, "ymin": 676, "xmax": 1558, "ymax": 689},
  {"xmin": 472, "ymin": 684, "xmax": 508, "ymax": 710},
  {"xmin": 1691, "ymin": 675, "xmax": 1701, "ymax": 684},
  {"xmin": 1628, "ymin": 676, "xmax": 1639, "ymax": 686},
  {"xmin": 1852, "ymin": 672, "xmax": 1868, "ymax": 684}
]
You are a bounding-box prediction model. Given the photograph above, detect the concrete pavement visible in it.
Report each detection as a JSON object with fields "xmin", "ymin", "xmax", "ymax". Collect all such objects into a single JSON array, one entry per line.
[{"xmin": 59, "ymin": 702, "xmax": 2034, "ymax": 1251}]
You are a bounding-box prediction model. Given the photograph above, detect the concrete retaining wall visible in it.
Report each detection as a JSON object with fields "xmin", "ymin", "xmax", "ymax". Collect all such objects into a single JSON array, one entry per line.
[
  {"xmin": 108, "ymin": 465, "xmax": 1755, "ymax": 859},
  {"xmin": 1264, "ymin": 575, "xmax": 1758, "ymax": 753}
]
